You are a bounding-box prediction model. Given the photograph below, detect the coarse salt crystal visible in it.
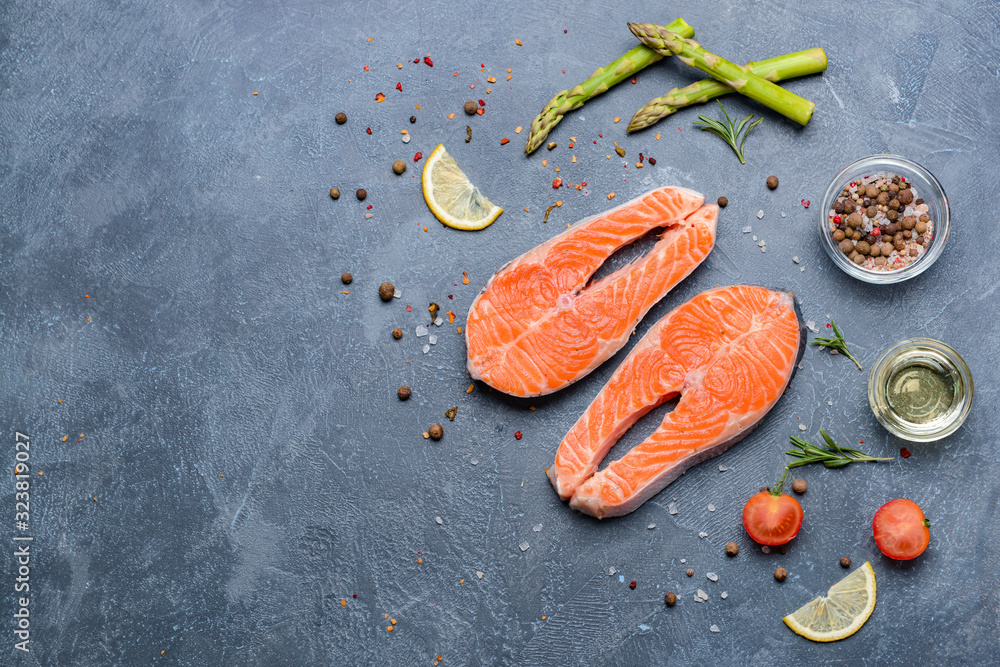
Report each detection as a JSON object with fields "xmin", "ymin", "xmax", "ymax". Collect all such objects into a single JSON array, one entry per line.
[
  {"xmin": 828, "ymin": 401, "xmax": 834, "ymax": 406},
  {"xmin": 752, "ymin": 235, "xmax": 758, "ymax": 241},
  {"xmin": 698, "ymin": 589, "xmax": 709, "ymax": 600},
  {"xmin": 721, "ymin": 592, "xmax": 728, "ymax": 599},
  {"xmin": 647, "ymin": 523, "xmax": 656, "ymax": 530},
  {"xmin": 807, "ymin": 320, "xmax": 817, "ymax": 332},
  {"xmin": 428, "ymin": 334, "xmax": 437, "ymax": 345},
  {"xmin": 435, "ymin": 516, "xmax": 443, "ymax": 525},
  {"xmin": 533, "ymin": 524, "xmax": 542, "ymax": 532},
  {"xmin": 718, "ymin": 464, "xmax": 727, "ymax": 472},
  {"xmin": 792, "ymin": 256, "xmax": 800, "ymax": 264},
  {"xmin": 471, "ymin": 458, "xmax": 478, "ymax": 465},
  {"xmin": 519, "ymin": 541, "xmax": 530, "ymax": 552},
  {"xmin": 757, "ymin": 240, "xmax": 766, "ymax": 248},
  {"xmin": 781, "ymin": 211, "xmax": 786, "ymax": 218},
  {"xmin": 434, "ymin": 317, "xmax": 444, "ymax": 326},
  {"xmin": 798, "ymin": 424, "xmax": 807, "ymax": 431},
  {"xmin": 680, "ymin": 559, "xmax": 686, "ymax": 564},
  {"xmin": 707, "ymin": 504, "xmax": 716, "ymax": 512},
  {"xmin": 830, "ymin": 349, "xmax": 840, "ymax": 355},
  {"xmin": 476, "ymin": 571, "xmax": 484, "ymax": 579},
  {"xmin": 638, "ymin": 624, "xmax": 651, "ymax": 632},
  {"xmin": 757, "ymin": 210, "xmax": 764, "ymax": 219},
  {"xmin": 416, "ymin": 325, "xmax": 428, "ymax": 337},
  {"xmin": 761, "ymin": 546, "xmax": 770, "ymax": 554},
  {"xmin": 694, "ymin": 595, "xmax": 704, "ymax": 603},
  {"xmin": 608, "ymin": 567, "xmax": 617, "ymax": 576},
  {"xmin": 393, "ymin": 289, "xmax": 401, "ymax": 298},
  {"xmin": 422, "ymin": 344, "xmax": 430, "ymax": 354},
  {"xmin": 699, "ymin": 531, "xmax": 708, "ymax": 538},
  {"xmin": 742, "ymin": 225, "xmax": 752, "ymax": 233},
  {"xmin": 800, "ymin": 267, "xmax": 805, "ymax": 272},
  {"xmin": 668, "ymin": 502, "xmax": 678, "ymax": 515},
  {"xmin": 707, "ymin": 572, "xmax": 718, "ymax": 582},
  {"xmin": 710, "ymin": 624, "xmax": 720, "ymax": 633},
  {"xmin": 402, "ymin": 134, "xmax": 410, "ymax": 143}
]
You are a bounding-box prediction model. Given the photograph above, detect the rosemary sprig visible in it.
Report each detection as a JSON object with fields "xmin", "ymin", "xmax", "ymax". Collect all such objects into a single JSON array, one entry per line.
[
  {"xmin": 813, "ymin": 320, "xmax": 862, "ymax": 370},
  {"xmin": 786, "ymin": 429, "xmax": 893, "ymax": 469},
  {"xmin": 691, "ymin": 99, "xmax": 763, "ymax": 164}
]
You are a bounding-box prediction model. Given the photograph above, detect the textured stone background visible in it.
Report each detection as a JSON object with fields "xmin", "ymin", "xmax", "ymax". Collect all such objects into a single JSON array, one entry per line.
[{"xmin": 1, "ymin": 0, "xmax": 998, "ymax": 664}]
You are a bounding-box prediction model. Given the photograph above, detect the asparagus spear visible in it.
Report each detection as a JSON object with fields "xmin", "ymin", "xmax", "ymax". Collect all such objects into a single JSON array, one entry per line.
[
  {"xmin": 524, "ymin": 17, "xmax": 694, "ymax": 155},
  {"xmin": 627, "ymin": 48, "xmax": 827, "ymax": 133},
  {"xmin": 627, "ymin": 23, "xmax": 816, "ymax": 126}
]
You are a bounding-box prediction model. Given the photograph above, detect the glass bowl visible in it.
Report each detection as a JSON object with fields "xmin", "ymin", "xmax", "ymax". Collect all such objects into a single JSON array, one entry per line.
[
  {"xmin": 819, "ymin": 155, "xmax": 949, "ymax": 284},
  {"xmin": 868, "ymin": 338, "xmax": 973, "ymax": 442}
]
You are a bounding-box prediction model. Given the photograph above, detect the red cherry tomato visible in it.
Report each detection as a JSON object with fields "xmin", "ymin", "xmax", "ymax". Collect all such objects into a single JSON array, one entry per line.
[
  {"xmin": 872, "ymin": 498, "xmax": 930, "ymax": 560},
  {"xmin": 742, "ymin": 490, "xmax": 803, "ymax": 545}
]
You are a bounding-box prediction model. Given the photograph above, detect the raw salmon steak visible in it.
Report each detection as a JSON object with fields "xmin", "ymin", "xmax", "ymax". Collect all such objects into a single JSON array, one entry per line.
[
  {"xmin": 465, "ymin": 187, "xmax": 715, "ymax": 397},
  {"xmin": 548, "ymin": 285, "xmax": 803, "ymax": 518}
]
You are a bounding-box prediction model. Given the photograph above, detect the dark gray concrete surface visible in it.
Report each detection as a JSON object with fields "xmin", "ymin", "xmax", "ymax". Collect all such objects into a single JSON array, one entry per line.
[{"xmin": 2, "ymin": 0, "xmax": 998, "ymax": 664}]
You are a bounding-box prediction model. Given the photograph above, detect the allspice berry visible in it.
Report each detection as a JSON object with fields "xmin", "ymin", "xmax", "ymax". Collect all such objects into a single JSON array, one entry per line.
[
  {"xmin": 725, "ymin": 542, "xmax": 739, "ymax": 557},
  {"xmin": 392, "ymin": 160, "xmax": 407, "ymax": 175},
  {"xmin": 766, "ymin": 175, "xmax": 779, "ymax": 189},
  {"xmin": 356, "ymin": 188, "xmax": 367, "ymax": 201},
  {"xmin": 378, "ymin": 282, "xmax": 395, "ymax": 302},
  {"xmin": 792, "ymin": 478, "xmax": 807, "ymax": 494},
  {"xmin": 686, "ymin": 569, "xmax": 694, "ymax": 577},
  {"xmin": 392, "ymin": 328, "xmax": 403, "ymax": 339},
  {"xmin": 329, "ymin": 187, "xmax": 341, "ymax": 200},
  {"xmin": 428, "ymin": 423, "xmax": 444, "ymax": 440},
  {"xmin": 464, "ymin": 100, "xmax": 478, "ymax": 115},
  {"xmin": 335, "ymin": 112, "xmax": 347, "ymax": 124},
  {"xmin": 774, "ymin": 567, "xmax": 788, "ymax": 582},
  {"xmin": 717, "ymin": 196, "xmax": 728, "ymax": 207},
  {"xmin": 397, "ymin": 386, "xmax": 412, "ymax": 400},
  {"xmin": 840, "ymin": 556, "xmax": 852, "ymax": 568},
  {"xmin": 341, "ymin": 272, "xmax": 353, "ymax": 285},
  {"xmin": 664, "ymin": 592, "xmax": 677, "ymax": 607}
]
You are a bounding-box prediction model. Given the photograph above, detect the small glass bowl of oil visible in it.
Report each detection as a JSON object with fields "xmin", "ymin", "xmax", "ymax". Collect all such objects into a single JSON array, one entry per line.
[{"xmin": 868, "ymin": 338, "xmax": 973, "ymax": 442}]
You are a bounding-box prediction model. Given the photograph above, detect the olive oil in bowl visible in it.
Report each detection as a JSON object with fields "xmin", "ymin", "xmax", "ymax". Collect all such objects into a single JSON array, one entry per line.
[{"xmin": 869, "ymin": 339, "xmax": 973, "ymax": 442}]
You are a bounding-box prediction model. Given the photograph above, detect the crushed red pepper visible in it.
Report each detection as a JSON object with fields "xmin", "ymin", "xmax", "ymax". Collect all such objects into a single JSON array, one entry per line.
[
  {"xmin": 900, "ymin": 448, "xmax": 912, "ymax": 458},
  {"xmin": 366, "ymin": 127, "xmax": 372, "ymax": 135},
  {"xmin": 396, "ymin": 82, "xmax": 402, "ymax": 92},
  {"xmin": 423, "ymin": 56, "xmax": 434, "ymax": 67},
  {"xmin": 515, "ymin": 431, "xmax": 523, "ymax": 440},
  {"xmin": 414, "ymin": 152, "xmax": 423, "ymax": 161}
]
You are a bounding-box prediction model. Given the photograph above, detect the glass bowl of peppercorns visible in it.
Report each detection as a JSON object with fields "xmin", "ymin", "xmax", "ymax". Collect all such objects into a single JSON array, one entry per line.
[{"xmin": 819, "ymin": 155, "xmax": 949, "ymax": 284}]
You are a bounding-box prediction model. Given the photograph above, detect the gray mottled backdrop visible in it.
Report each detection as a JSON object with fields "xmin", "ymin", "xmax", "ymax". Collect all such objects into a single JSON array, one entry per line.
[{"xmin": 2, "ymin": 0, "xmax": 998, "ymax": 664}]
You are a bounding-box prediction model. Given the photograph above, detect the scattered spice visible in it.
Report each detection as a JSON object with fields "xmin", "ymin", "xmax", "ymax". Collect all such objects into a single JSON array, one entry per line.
[
  {"xmin": 515, "ymin": 39, "xmax": 522, "ymax": 46},
  {"xmin": 356, "ymin": 188, "xmax": 367, "ymax": 201},
  {"xmin": 488, "ymin": 76, "xmax": 496, "ymax": 83},
  {"xmin": 366, "ymin": 127, "xmax": 372, "ymax": 135},
  {"xmin": 792, "ymin": 478, "xmax": 807, "ymax": 494},
  {"xmin": 462, "ymin": 271, "xmax": 470, "ymax": 285},
  {"xmin": 717, "ymin": 196, "xmax": 728, "ymax": 207},
  {"xmin": 466, "ymin": 384, "xmax": 475, "ymax": 394},
  {"xmin": 392, "ymin": 328, "xmax": 403, "ymax": 340},
  {"xmin": 464, "ymin": 100, "xmax": 478, "ymax": 115},
  {"xmin": 375, "ymin": 92, "xmax": 385, "ymax": 103},
  {"xmin": 335, "ymin": 112, "xmax": 347, "ymax": 124},
  {"xmin": 547, "ymin": 142, "xmax": 557, "ymax": 151},
  {"xmin": 445, "ymin": 407, "xmax": 458, "ymax": 421},
  {"xmin": 515, "ymin": 126, "xmax": 523, "ymax": 134},
  {"xmin": 774, "ymin": 567, "xmax": 788, "ymax": 582},
  {"xmin": 900, "ymin": 447, "xmax": 912, "ymax": 458},
  {"xmin": 614, "ymin": 144, "xmax": 626, "ymax": 158},
  {"xmin": 423, "ymin": 56, "xmax": 433, "ymax": 66},
  {"xmin": 447, "ymin": 113, "xmax": 455, "ymax": 119},
  {"xmin": 552, "ymin": 178, "xmax": 562, "ymax": 189},
  {"xmin": 648, "ymin": 157, "xmax": 656, "ymax": 165},
  {"xmin": 514, "ymin": 431, "xmax": 523, "ymax": 440},
  {"xmin": 840, "ymin": 556, "xmax": 852, "ymax": 568},
  {"xmin": 428, "ymin": 424, "xmax": 444, "ymax": 440},
  {"xmin": 410, "ymin": 116, "xmax": 416, "ymax": 123},
  {"xmin": 428, "ymin": 302, "xmax": 440, "ymax": 321},
  {"xmin": 542, "ymin": 202, "xmax": 562, "ymax": 223},
  {"xmin": 378, "ymin": 282, "xmax": 395, "ymax": 302},
  {"xmin": 664, "ymin": 592, "xmax": 677, "ymax": 606},
  {"xmin": 330, "ymin": 187, "xmax": 341, "ymax": 200},
  {"xmin": 629, "ymin": 580, "xmax": 637, "ymax": 590},
  {"xmin": 464, "ymin": 125, "xmax": 473, "ymax": 143},
  {"xmin": 341, "ymin": 272, "xmax": 353, "ymax": 285},
  {"xmin": 801, "ymin": 199, "xmax": 810, "ymax": 208},
  {"xmin": 500, "ymin": 138, "xmax": 510, "ymax": 145},
  {"xmin": 766, "ymin": 175, "xmax": 779, "ymax": 189},
  {"xmin": 413, "ymin": 152, "xmax": 423, "ymax": 162},
  {"xmin": 607, "ymin": 192, "xmax": 615, "ymax": 200},
  {"xmin": 725, "ymin": 542, "xmax": 739, "ymax": 556},
  {"xmin": 614, "ymin": 117, "xmax": 621, "ymax": 123},
  {"xmin": 686, "ymin": 569, "xmax": 694, "ymax": 577},
  {"xmin": 392, "ymin": 160, "xmax": 407, "ymax": 175},
  {"xmin": 476, "ymin": 108, "xmax": 484, "ymax": 116}
]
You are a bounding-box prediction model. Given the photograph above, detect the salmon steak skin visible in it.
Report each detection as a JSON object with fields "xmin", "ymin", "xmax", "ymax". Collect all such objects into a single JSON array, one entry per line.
[
  {"xmin": 465, "ymin": 187, "xmax": 716, "ymax": 397},
  {"xmin": 548, "ymin": 285, "xmax": 803, "ymax": 519}
]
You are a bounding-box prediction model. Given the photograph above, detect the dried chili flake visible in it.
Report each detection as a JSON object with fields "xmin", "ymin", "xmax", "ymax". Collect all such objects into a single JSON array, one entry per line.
[
  {"xmin": 395, "ymin": 82, "xmax": 403, "ymax": 92},
  {"xmin": 631, "ymin": 76, "xmax": 637, "ymax": 84},
  {"xmin": 515, "ymin": 431, "xmax": 523, "ymax": 440},
  {"xmin": 478, "ymin": 99, "xmax": 485, "ymax": 106},
  {"xmin": 638, "ymin": 152, "xmax": 644, "ymax": 163},
  {"xmin": 801, "ymin": 199, "xmax": 811, "ymax": 208},
  {"xmin": 375, "ymin": 92, "xmax": 385, "ymax": 103},
  {"xmin": 476, "ymin": 108, "xmax": 484, "ymax": 116},
  {"xmin": 629, "ymin": 580, "xmax": 637, "ymax": 589},
  {"xmin": 363, "ymin": 65, "xmax": 369, "ymax": 71},
  {"xmin": 423, "ymin": 56, "xmax": 434, "ymax": 66},
  {"xmin": 487, "ymin": 76, "xmax": 496, "ymax": 83},
  {"xmin": 414, "ymin": 152, "xmax": 423, "ymax": 161},
  {"xmin": 367, "ymin": 205, "xmax": 372, "ymax": 210},
  {"xmin": 647, "ymin": 158, "xmax": 656, "ymax": 166},
  {"xmin": 564, "ymin": 29, "xmax": 568, "ymax": 33},
  {"xmin": 414, "ymin": 58, "xmax": 421, "ymax": 63},
  {"xmin": 406, "ymin": 305, "xmax": 413, "ymax": 312},
  {"xmin": 581, "ymin": 182, "xmax": 587, "ymax": 187},
  {"xmin": 445, "ymin": 407, "xmax": 458, "ymax": 421},
  {"xmin": 466, "ymin": 384, "xmax": 475, "ymax": 394},
  {"xmin": 552, "ymin": 178, "xmax": 562, "ymax": 189},
  {"xmin": 500, "ymin": 138, "xmax": 510, "ymax": 145},
  {"xmin": 900, "ymin": 447, "xmax": 912, "ymax": 458},
  {"xmin": 366, "ymin": 127, "xmax": 372, "ymax": 135},
  {"xmin": 462, "ymin": 271, "xmax": 470, "ymax": 285},
  {"xmin": 447, "ymin": 310, "xmax": 456, "ymax": 324},
  {"xmin": 515, "ymin": 39, "xmax": 522, "ymax": 46},
  {"xmin": 453, "ymin": 72, "xmax": 459, "ymax": 77}
]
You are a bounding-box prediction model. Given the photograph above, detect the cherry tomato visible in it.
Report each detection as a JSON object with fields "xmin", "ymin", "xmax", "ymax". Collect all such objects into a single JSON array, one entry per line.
[
  {"xmin": 742, "ymin": 490, "xmax": 803, "ymax": 545},
  {"xmin": 872, "ymin": 498, "xmax": 930, "ymax": 560}
]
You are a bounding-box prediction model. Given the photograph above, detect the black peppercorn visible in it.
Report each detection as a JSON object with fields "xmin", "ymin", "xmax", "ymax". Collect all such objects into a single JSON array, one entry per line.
[
  {"xmin": 356, "ymin": 188, "xmax": 367, "ymax": 201},
  {"xmin": 409, "ymin": 115, "xmax": 417, "ymax": 124},
  {"xmin": 717, "ymin": 196, "xmax": 728, "ymax": 208},
  {"xmin": 392, "ymin": 328, "xmax": 402, "ymax": 339}
]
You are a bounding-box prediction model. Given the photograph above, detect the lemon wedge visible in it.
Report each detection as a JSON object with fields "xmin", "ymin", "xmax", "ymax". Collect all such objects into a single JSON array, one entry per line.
[
  {"xmin": 422, "ymin": 144, "xmax": 502, "ymax": 230},
  {"xmin": 783, "ymin": 561, "xmax": 876, "ymax": 642}
]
